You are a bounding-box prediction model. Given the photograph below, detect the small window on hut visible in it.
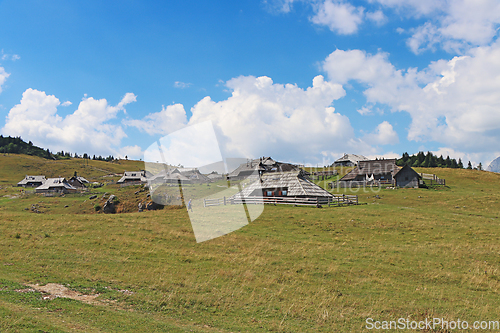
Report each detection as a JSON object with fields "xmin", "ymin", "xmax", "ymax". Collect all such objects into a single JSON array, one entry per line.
[
  {"xmin": 282, "ymin": 190, "xmax": 287, "ymax": 196},
  {"xmin": 267, "ymin": 191, "xmax": 273, "ymax": 197}
]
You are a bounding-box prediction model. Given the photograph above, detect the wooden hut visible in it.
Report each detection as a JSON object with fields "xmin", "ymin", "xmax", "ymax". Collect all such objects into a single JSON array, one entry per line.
[
  {"xmin": 394, "ymin": 165, "xmax": 421, "ymax": 188},
  {"xmin": 68, "ymin": 176, "xmax": 89, "ymax": 189},
  {"xmin": 35, "ymin": 178, "xmax": 77, "ymax": 193},
  {"xmin": 17, "ymin": 175, "xmax": 46, "ymax": 187},
  {"xmin": 232, "ymin": 170, "xmax": 333, "ymax": 200},
  {"xmin": 333, "ymin": 153, "xmax": 368, "ymax": 167},
  {"xmin": 117, "ymin": 171, "xmax": 147, "ymax": 185}
]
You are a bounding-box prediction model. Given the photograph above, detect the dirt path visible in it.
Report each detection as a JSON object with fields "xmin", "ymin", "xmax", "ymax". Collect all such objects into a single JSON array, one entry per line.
[{"xmin": 26, "ymin": 283, "xmax": 100, "ymax": 305}]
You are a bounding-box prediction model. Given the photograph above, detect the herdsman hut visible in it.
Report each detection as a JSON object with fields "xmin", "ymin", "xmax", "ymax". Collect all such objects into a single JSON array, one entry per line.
[
  {"xmin": 232, "ymin": 170, "xmax": 333, "ymax": 201},
  {"xmin": 393, "ymin": 164, "xmax": 421, "ymax": 188},
  {"xmin": 333, "ymin": 153, "xmax": 368, "ymax": 167},
  {"xmin": 17, "ymin": 175, "xmax": 46, "ymax": 187},
  {"xmin": 35, "ymin": 178, "xmax": 78, "ymax": 194},
  {"xmin": 68, "ymin": 176, "xmax": 89, "ymax": 189},
  {"xmin": 227, "ymin": 157, "xmax": 301, "ymax": 181},
  {"xmin": 117, "ymin": 171, "xmax": 148, "ymax": 185},
  {"xmin": 339, "ymin": 158, "xmax": 421, "ymax": 188}
]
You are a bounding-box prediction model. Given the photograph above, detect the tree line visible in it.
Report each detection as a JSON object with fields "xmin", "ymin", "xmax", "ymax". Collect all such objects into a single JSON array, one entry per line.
[
  {"xmin": 0, "ymin": 135, "xmax": 116, "ymax": 162},
  {"xmin": 397, "ymin": 151, "xmax": 480, "ymax": 170}
]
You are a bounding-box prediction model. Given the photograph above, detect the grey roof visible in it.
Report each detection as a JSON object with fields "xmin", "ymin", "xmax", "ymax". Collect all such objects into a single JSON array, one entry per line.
[
  {"xmin": 17, "ymin": 175, "xmax": 46, "ymax": 186},
  {"xmin": 36, "ymin": 178, "xmax": 77, "ymax": 191},
  {"xmin": 334, "ymin": 153, "xmax": 368, "ymax": 164},
  {"xmin": 70, "ymin": 176, "xmax": 89, "ymax": 185},
  {"xmin": 163, "ymin": 173, "xmax": 191, "ymax": 182},
  {"xmin": 227, "ymin": 157, "xmax": 300, "ymax": 178},
  {"xmin": 340, "ymin": 159, "xmax": 400, "ymax": 181},
  {"xmin": 233, "ymin": 171, "xmax": 333, "ymax": 198},
  {"xmin": 117, "ymin": 171, "xmax": 147, "ymax": 183},
  {"xmin": 76, "ymin": 176, "xmax": 89, "ymax": 183}
]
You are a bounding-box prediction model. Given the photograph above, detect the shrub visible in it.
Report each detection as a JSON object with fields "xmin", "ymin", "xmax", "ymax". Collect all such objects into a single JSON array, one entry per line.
[{"xmin": 94, "ymin": 204, "xmax": 101, "ymax": 212}]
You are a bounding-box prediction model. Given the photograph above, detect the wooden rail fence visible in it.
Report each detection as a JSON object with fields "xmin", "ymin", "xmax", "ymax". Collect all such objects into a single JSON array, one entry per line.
[
  {"xmin": 419, "ymin": 173, "xmax": 446, "ymax": 185},
  {"xmin": 204, "ymin": 195, "xmax": 358, "ymax": 207}
]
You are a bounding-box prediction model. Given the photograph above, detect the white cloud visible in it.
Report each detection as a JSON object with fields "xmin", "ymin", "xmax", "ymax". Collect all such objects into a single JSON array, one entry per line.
[
  {"xmin": 375, "ymin": 0, "xmax": 500, "ymax": 53},
  {"xmin": 0, "ymin": 66, "xmax": 10, "ymax": 93},
  {"xmin": 174, "ymin": 81, "xmax": 192, "ymax": 89},
  {"xmin": 310, "ymin": 0, "xmax": 364, "ymax": 35},
  {"xmin": 322, "ymin": 43, "xmax": 500, "ymax": 157},
  {"xmin": 61, "ymin": 101, "xmax": 72, "ymax": 107},
  {"xmin": 366, "ymin": 10, "xmax": 387, "ymax": 26},
  {"xmin": 119, "ymin": 145, "xmax": 144, "ymax": 160},
  {"xmin": 363, "ymin": 121, "xmax": 399, "ymax": 145},
  {"xmin": 406, "ymin": 22, "xmax": 441, "ymax": 54},
  {"xmin": 263, "ymin": 0, "xmax": 297, "ymax": 14},
  {"xmin": 124, "ymin": 103, "xmax": 188, "ymax": 135},
  {"xmin": 1, "ymin": 89, "xmax": 135, "ymax": 156},
  {"xmin": 130, "ymin": 74, "xmax": 400, "ymax": 163}
]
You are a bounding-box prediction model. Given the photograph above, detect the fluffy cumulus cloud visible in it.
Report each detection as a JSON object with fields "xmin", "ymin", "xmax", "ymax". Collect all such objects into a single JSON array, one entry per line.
[
  {"xmin": 269, "ymin": 0, "xmax": 500, "ymax": 54},
  {"xmin": 310, "ymin": 0, "xmax": 364, "ymax": 34},
  {"xmin": 123, "ymin": 103, "xmax": 188, "ymax": 135},
  {"xmin": 322, "ymin": 42, "xmax": 500, "ymax": 164},
  {"xmin": 363, "ymin": 121, "xmax": 399, "ymax": 146},
  {"xmin": 374, "ymin": 0, "xmax": 500, "ymax": 53},
  {"xmin": 185, "ymin": 74, "xmax": 385, "ymax": 161},
  {"xmin": 1, "ymin": 89, "xmax": 136, "ymax": 157},
  {"xmin": 133, "ymin": 74, "xmax": 383, "ymax": 162}
]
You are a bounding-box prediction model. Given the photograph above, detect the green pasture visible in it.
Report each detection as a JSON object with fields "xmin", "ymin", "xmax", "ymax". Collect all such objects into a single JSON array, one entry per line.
[{"xmin": 0, "ymin": 155, "xmax": 500, "ymax": 331}]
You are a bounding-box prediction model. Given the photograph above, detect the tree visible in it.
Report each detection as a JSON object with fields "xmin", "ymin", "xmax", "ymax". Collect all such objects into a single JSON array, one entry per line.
[
  {"xmin": 458, "ymin": 158, "xmax": 464, "ymax": 169},
  {"xmin": 478, "ymin": 162, "xmax": 483, "ymax": 171},
  {"xmin": 445, "ymin": 156, "xmax": 451, "ymax": 168},
  {"xmin": 467, "ymin": 161, "xmax": 472, "ymax": 169}
]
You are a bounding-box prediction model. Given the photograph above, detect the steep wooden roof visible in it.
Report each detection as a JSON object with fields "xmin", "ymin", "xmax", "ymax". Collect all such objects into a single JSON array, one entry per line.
[
  {"xmin": 340, "ymin": 159, "xmax": 400, "ymax": 181},
  {"xmin": 233, "ymin": 171, "xmax": 333, "ymax": 198}
]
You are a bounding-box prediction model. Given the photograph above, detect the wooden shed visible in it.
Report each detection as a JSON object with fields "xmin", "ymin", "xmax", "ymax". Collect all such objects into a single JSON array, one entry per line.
[
  {"xmin": 35, "ymin": 178, "xmax": 77, "ymax": 193},
  {"xmin": 17, "ymin": 175, "xmax": 46, "ymax": 187},
  {"xmin": 117, "ymin": 171, "xmax": 147, "ymax": 184},
  {"xmin": 232, "ymin": 170, "xmax": 333, "ymax": 199},
  {"xmin": 394, "ymin": 165, "xmax": 421, "ymax": 188}
]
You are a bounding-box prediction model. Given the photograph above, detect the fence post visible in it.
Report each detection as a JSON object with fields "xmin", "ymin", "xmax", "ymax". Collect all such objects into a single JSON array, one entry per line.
[
  {"xmin": 203, "ymin": 198, "xmax": 206, "ymax": 207},
  {"xmin": 224, "ymin": 196, "xmax": 226, "ymax": 205}
]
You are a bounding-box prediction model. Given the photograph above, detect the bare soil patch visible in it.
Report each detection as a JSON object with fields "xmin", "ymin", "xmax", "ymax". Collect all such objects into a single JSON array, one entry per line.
[{"xmin": 26, "ymin": 283, "xmax": 100, "ymax": 304}]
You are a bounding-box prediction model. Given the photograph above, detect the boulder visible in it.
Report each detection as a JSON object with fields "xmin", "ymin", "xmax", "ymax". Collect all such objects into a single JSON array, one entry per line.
[
  {"xmin": 102, "ymin": 200, "xmax": 115, "ymax": 214},
  {"xmin": 89, "ymin": 195, "xmax": 97, "ymax": 200}
]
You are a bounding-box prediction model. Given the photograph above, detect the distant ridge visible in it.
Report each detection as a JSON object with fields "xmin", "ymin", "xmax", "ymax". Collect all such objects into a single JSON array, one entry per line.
[{"xmin": 487, "ymin": 156, "xmax": 500, "ymax": 173}]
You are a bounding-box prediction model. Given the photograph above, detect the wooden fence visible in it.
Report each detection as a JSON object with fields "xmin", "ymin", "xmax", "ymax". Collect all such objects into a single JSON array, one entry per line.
[
  {"xmin": 329, "ymin": 180, "xmax": 393, "ymax": 188},
  {"xmin": 419, "ymin": 173, "xmax": 446, "ymax": 185},
  {"xmin": 204, "ymin": 195, "xmax": 358, "ymax": 207}
]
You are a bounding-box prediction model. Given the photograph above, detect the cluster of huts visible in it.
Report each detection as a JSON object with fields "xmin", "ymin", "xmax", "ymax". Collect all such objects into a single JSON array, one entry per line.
[
  {"xmin": 17, "ymin": 175, "xmax": 89, "ymax": 193},
  {"xmin": 17, "ymin": 154, "xmax": 422, "ymax": 201},
  {"xmin": 333, "ymin": 156, "xmax": 421, "ymax": 188}
]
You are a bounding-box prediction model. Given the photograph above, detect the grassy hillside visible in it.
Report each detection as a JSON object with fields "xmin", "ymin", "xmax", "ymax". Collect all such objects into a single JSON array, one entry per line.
[
  {"xmin": 0, "ymin": 156, "xmax": 500, "ymax": 331},
  {"xmin": 0, "ymin": 154, "xmax": 145, "ymax": 185}
]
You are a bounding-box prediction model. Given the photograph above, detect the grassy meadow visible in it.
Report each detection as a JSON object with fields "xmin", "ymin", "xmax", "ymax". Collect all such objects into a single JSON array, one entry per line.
[{"xmin": 1, "ymin": 154, "xmax": 500, "ymax": 331}]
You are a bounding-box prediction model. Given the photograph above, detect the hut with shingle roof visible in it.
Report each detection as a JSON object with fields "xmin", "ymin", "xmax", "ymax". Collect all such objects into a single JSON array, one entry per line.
[
  {"xmin": 17, "ymin": 175, "xmax": 46, "ymax": 187},
  {"xmin": 232, "ymin": 170, "xmax": 333, "ymax": 199},
  {"xmin": 35, "ymin": 178, "xmax": 77, "ymax": 193}
]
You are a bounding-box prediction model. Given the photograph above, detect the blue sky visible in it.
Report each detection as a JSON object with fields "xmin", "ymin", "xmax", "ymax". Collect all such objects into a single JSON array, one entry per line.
[{"xmin": 0, "ymin": 0, "xmax": 499, "ymax": 167}]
